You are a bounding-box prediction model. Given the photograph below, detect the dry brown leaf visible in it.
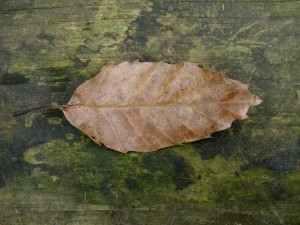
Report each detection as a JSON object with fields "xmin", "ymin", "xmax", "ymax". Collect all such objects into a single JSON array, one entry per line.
[{"xmin": 14, "ymin": 61, "xmax": 262, "ymax": 153}]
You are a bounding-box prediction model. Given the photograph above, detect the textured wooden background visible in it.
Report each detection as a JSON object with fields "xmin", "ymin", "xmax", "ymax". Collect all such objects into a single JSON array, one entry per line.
[{"xmin": 0, "ymin": 0, "xmax": 299, "ymax": 224}]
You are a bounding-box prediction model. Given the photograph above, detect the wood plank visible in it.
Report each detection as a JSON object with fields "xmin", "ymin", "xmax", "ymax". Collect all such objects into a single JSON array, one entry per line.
[{"xmin": 0, "ymin": 0, "xmax": 299, "ymax": 224}]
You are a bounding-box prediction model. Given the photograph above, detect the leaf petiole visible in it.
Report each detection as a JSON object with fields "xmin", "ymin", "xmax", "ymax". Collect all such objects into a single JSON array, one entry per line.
[{"xmin": 13, "ymin": 105, "xmax": 63, "ymax": 117}]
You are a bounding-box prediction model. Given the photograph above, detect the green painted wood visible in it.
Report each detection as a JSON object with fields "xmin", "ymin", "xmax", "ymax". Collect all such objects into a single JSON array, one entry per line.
[{"xmin": 0, "ymin": 0, "xmax": 299, "ymax": 224}]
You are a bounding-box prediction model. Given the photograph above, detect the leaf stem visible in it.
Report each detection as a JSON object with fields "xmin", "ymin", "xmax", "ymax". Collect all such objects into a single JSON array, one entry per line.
[{"xmin": 13, "ymin": 105, "xmax": 64, "ymax": 117}]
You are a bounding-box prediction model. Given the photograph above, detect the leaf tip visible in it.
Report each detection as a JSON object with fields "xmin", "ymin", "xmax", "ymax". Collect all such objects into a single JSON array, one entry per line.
[{"xmin": 253, "ymin": 95, "xmax": 263, "ymax": 106}]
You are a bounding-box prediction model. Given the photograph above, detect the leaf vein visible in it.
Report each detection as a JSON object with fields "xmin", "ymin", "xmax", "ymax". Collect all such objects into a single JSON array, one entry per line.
[
  {"xmin": 192, "ymin": 107, "xmax": 229, "ymax": 128},
  {"xmin": 123, "ymin": 111, "xmax": 151, "ymax": 148},
  {"xmin": 143, "ymin": 110, "xmax": 181, "ymax": 145},
  {"xmin": 127, "ymin": 62, "xmax": 161, "ymax": 104},
  {"xmin": 100, "ymin": 110, "xmax": 126, "ymax": 153}
]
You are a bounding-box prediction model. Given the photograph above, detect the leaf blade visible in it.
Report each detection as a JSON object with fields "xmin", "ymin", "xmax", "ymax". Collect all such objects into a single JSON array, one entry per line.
[{"xmin": 63, "ymin": 61, "xmax": 262, "ymax": 153}]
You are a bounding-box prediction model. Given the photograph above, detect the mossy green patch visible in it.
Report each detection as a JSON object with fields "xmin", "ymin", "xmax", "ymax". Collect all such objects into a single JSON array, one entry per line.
[
  {"xmin": 23, "ymin": 140, "xmax": 99, "ymax": 168},
  {"xmin": 47, "ymin": 117, "xmax": 63, "ymax": 126},
  {"xmin": 285, "ymin": 172, "xmax": 300, "ymax": 196},
  {"xmin": 24, "ymin": 114, "xmax": 35, "ymax": 128},
  {"xmin": 29, "ymin": 168, "xmax": 59, "ymax": 190},
  {"xmin": 173, "ymin": 145, "xmax": 244, "ymax": 203},
  {"xmin": 22, "ymin": 141, "xmax": 297, "ymax": 206},
  {"xmin": 66, "ymin": 132, "xmax": 75, "ymax": 140}
]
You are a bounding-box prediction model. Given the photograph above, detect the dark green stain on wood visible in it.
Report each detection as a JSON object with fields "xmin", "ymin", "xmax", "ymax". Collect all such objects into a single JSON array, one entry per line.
[{"xmin": 0, "ymin": 73, "xmax": 30, "ymax": 85}]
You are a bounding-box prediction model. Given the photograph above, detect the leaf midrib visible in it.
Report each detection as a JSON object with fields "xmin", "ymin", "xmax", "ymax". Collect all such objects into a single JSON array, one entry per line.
[{"xmin": 65, "ymin": 100, "xmax": 252, "ymax": 109}]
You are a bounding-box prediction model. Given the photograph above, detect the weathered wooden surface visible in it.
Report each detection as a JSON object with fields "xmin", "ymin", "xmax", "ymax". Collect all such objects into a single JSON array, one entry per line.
[{"xmin": 0, "ymin": 0, "xmax": 299, "ymax": 224}]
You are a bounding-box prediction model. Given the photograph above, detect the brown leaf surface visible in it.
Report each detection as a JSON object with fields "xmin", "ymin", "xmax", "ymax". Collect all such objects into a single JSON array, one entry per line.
[{"xmin": 62, "ymin": 61, "xmax": 262, "ymax": 153}]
